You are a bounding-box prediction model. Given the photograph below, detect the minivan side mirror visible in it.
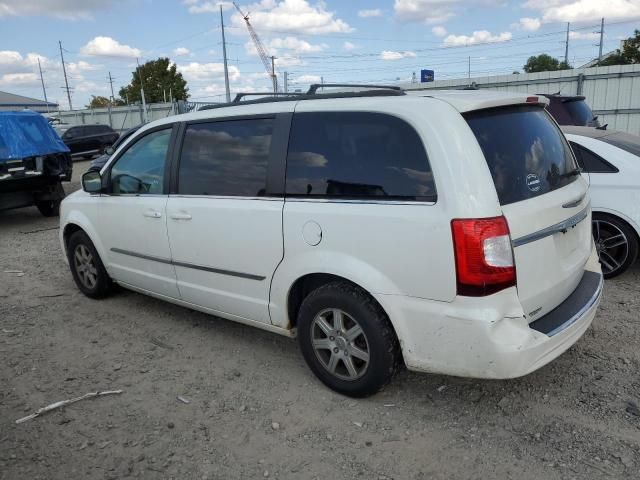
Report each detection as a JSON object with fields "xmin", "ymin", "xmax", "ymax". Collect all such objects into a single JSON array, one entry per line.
[
  {"xmin": 104, "ymin": 146, "xmax": 115, "ymax": 155},
  {"xmin": 82, "ymin": 170, "xmax": 103, "ymax": 193}
]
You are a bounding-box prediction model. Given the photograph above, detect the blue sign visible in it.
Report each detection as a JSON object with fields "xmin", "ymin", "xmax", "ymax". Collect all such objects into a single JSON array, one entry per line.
[{"xmin": 420, "ymin": 69, "xmax": 435, "ymax": 82}]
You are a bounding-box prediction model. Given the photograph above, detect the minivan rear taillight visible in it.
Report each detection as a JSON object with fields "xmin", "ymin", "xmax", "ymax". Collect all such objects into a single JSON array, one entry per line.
[{"xmin": 451, "ymin": 216, "xmax": 515, "ymax": 296}]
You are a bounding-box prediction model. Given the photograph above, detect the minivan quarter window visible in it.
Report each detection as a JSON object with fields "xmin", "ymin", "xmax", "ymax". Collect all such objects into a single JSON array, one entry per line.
[
  {"xmin": 285, "ymin": 112, "xmax": 436, "ymax": 201},
  {"xmin": 109, "ymin": 128, "xmax": 172, "ymax": 195},
  {"xmin": 178, "ymin": 118, "xmax": 273, "ymax": 197}
]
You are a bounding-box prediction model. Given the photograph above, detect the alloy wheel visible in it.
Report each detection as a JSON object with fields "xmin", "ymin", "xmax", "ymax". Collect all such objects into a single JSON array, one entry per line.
[
  {"xmin": 310, "ymin": 308, "xmax": 370, "ymax": 381},
  {"xmin": 74, "ymin": 244, "xmax": 98, "ymax": 290},
  {"xmin": 593, "ymin": 218, "xmax": 629, "ymax": 276}
]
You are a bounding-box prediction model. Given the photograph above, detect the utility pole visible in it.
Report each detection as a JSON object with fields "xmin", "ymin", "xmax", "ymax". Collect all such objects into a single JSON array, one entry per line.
[
  {"xmin": 270, "ymin": 56, "xmax": 277, "ymax": 93},
  {"xmin": 283, "ymin": 71, "xmax": 288, "ymax": 93},
  {"xmin": 467, "ymin": 56, "xmax": 471, "ymax": 85},
  {"xmin": 37, "ymin": 58, "xmax": 49, "ymax": 113},
  {"xmin": 59, "ymin": 41, "xmax": 72, "ymax": 110},
  {"xmin": 136, "ymin": 58, "xmax": 148, "ymax": 122},
  {"xmin": 597, "ymin": 17, "xmax": 605, "ymax": 65},
  {"xmin": 108, "ymin": 72, "xmax": 115, "ymax": 101},
  {"xmin": 220, "ymin": 4, "xmax": 231, "ymax": 102},
  {"xmin": 564, "ymin": 22, "xmax": 570, "ymax": 65},
  {"xmin": 320, "ymin": 76, "xmax": 324, "ymax": 92}
]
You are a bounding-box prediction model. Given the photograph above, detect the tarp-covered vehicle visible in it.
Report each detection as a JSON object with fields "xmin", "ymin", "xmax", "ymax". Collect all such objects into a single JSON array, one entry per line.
[{"xmin": 0, "ymin": 111, "xmax": 72, "ymax": 216}]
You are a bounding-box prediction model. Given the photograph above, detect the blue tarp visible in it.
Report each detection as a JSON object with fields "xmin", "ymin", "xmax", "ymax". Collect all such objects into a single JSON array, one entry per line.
[{"xmin": 0, "ymin": 110, "xmax": 70, "ymax": 162}]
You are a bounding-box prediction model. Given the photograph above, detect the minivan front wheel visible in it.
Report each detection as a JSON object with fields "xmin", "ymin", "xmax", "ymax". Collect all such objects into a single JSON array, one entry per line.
[
  {"xmin": 297, "ymin": 282, "xmax": 400, "ymax": 397},
  {"xmin": 592, "ymin": 213, "xmax": 639, "ymax": 278},
  {"xmin": 67, "ymin": 230, "xmax": 113, "ymax": 298}
]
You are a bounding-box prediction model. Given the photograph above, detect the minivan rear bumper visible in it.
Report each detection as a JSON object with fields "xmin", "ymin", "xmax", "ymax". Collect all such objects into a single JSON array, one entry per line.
[{"xmin": 374, "ymin": 246, "xmax": 603, "ymax": 379}]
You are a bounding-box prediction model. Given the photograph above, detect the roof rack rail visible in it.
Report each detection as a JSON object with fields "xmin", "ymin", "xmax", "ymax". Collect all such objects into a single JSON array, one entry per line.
[
  {"xmin": 307, "ymin": 83, "xmax": 402, "ymax": 94},
  {"xmin": 232, "ymin": 92, "xmax": 306, "ymax": 103}
]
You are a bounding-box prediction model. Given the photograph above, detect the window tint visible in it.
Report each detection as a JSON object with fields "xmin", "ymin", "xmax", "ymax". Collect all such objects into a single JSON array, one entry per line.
[
  {"xmin": 570, "ymin": 142, "xmax": 618, "ymax": 173},
  {"xmin": 285, "ymin": 112, "xmax": 435, "ymax": 200},
  {"xmin": 110, "ymin": 128, "xmax": 171, "ymax": 195},
  {"xmin": 563, "ymin": 100, "xmax": 597, "ymax": 126},
  {"xmin": 466, "ymin": 106, "xmax": 579, "ymax": 205},
  {"xmin": 178, "ymin": 119, "xmax": 273, "ymax": 196}
]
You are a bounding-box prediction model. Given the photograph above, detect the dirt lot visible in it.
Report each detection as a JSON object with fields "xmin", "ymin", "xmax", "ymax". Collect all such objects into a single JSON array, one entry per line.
[{"xmin": 1, "ymin": 161, "xmax": 639, "ymax": 480}]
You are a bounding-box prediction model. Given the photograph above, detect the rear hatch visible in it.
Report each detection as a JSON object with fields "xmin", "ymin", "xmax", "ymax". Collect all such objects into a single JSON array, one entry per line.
[{"xmin": 466, "ymin": 105, "xmax": 592, "ymax": 321}]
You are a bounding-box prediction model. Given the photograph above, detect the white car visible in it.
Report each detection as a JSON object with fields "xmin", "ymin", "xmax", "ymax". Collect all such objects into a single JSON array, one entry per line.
[
  {"xmin": 60, "ymin": 88, "xmax": 603, "ymax": 397},
  {"xmin": 563, "ymin": 126, "xmax": 640, "ymax": 278}
]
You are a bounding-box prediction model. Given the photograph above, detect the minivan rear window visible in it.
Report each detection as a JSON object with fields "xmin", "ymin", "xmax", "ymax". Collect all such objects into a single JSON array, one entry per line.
[
  {"xmin": 564, "ymin": 100, "xmax": 596, "ymax": 126},
  {"xmin": 466, "ymin": 106, "xmax": 579, "ymax": 205}
]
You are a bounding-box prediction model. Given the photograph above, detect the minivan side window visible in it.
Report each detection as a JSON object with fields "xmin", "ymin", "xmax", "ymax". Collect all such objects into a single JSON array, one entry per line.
[
  {"xmin": 285, "ymin": 112, "xmax": 436, "ymax": 200},
  {"xmin": 177, "ymin": 118, "xmax": 273, "ymax": 197},
  {"xmin": 110, "ymin": 128, "xmax": 172, "ymax": 195},
  {"xmin": 570, "ymin": 142, "xmax": 618, "ymax": 173}
]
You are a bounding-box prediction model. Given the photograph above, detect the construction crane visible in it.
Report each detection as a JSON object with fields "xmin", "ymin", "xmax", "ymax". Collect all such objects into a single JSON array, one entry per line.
[{"xmin": 233, "ymin": 2, "xmax": 277, "ymax": 93}]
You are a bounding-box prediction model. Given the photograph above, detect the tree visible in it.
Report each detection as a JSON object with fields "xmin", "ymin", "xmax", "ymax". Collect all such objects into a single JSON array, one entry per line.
[
  {"xmin": 523, "ymin": 54, "xmax": 572, "ymax": 73},
  {"xmin": 86, "ymin": 95, "xmax": 125, "ymax": 109},
  {"xmin": 119, "ymin": 57, "xmax": 188, "ymax": 104},
  {"xmin": 599, "ymin": 29, "xmax": 640, "ymax": 66}
]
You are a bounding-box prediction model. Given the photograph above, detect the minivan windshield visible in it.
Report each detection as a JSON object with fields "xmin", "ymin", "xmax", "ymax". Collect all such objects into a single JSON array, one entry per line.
[{"xmin": 466, "ymin": 106, "xmax": 579, "ymax": 205}]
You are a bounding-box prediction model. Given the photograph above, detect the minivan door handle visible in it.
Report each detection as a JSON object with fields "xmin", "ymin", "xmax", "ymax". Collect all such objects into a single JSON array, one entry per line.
[
  {"xmin": 169, "ymin": 212, "xmax": 192, "ymax": 221},
  {"xmin": 143, "ymin": 209, "xmax": 162, "ymax": 218}
]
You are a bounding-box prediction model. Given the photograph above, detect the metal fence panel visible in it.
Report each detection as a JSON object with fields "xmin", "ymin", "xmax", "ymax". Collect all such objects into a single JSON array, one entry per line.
[{"xmin": 402, "ymin": 65, "xmax": 640, "ymax": 135}]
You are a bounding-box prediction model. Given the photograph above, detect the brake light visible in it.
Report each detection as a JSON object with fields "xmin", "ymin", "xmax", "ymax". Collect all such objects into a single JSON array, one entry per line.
[
  {"xmin": 526, "ymin": 96, "xmax": 539, "ymax": 103},
  {"xmin": 451, "ymin": 216, "xmax": 516, "ymax": 296}
]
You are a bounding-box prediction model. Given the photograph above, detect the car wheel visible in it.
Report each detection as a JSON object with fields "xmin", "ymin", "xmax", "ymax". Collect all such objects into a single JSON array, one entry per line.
[
  {"xmin": 67, "ymin": 230, "xmax": 113, "ymax": 298},
  {"xmin": 593, "ymin": 213, "xmax": 639, "ymax": 279},
  {"xmin": 35, "ymin": 199, "xmax": 61, "ymax": 217},
  {"xmin": 297, "ymin": 281, "xmax": 401, "ymax": 397}
]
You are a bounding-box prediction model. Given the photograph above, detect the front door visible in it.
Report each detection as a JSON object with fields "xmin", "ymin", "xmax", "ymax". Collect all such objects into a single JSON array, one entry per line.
[
  {"xmin": 96, "ymin": 126, "xmax": 180, "ymax": 299},
  {"xmin": 166, "ymin": 117, "xmax": 284, "ymax": 323}
]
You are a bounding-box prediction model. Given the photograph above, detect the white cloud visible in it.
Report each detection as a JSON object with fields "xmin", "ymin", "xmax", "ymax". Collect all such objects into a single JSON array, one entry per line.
[
  {"xmin": 569, "ymin": 30, "xmax": 601, "ymax": 40},
  {"xmin": 513, "ymin": 17, "xmax": 541, "ymax": 31},
  {"xmin": 173, "ymin": 47, "xmax": 191, "ymax": 57},
  {"xmin": 0, "ymin": 0, "xmax": 114, "ymax": 20},
  {"xmin": 178, "ymin": 61, "xmax": 241, "ymax": 82},
  {"xmin": 0, "ymin": 72, "xmax": 39, "ymax": 87},
  {"xmin": 80, "ymin": 36, "xmax": 142, "ymax": 58},
  {"xmin": 523, "ymin": 0, "xmax": 640, "ymax": 23},
  {"xmin": 228, "ymin": 0, "xmax": 353, "ymax": 35},
  {"xmin": 431, "ymin": 26, "xmax": 447, "ymax": 37},
  {"xmin": 186, "ymin": 1, "xmax": 234, "ymax": 13},
  {"xmin": 294, "ymin": 74, "xmax": 321, "ymax": 83},
  {"xmin": 394, "ymin": 0, "xmax": 504, "ymax": 25},
  {"xmin": 380, "ymin": 50, "xmax": 417, "ymax": 61},
  {"xmin": 274, "ymin": 55, "xmax": 304, "ymax": 67},
  {"xmin": 443, "ymin": 30, "xmax": 512, "ymax": 46},
  {"xmin": 269, "ymin": 36, "xmax": 327, "ymax": 53},
  {"xmin": 358, "ymin": 8, "xmax": 382, "ymax": 17},
  {"xmin": 343, "ymin": 41, "xmax": 359, "ymax": 51}
]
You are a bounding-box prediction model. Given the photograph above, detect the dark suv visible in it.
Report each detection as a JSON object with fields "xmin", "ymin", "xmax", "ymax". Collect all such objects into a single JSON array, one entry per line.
[
  {"xmin": 62, "ymin": 124, "xmax": 119, "ymax": 159},
  {"xmin": 541, "ymin": 94, "xmax": 601, "ymax": 128}
]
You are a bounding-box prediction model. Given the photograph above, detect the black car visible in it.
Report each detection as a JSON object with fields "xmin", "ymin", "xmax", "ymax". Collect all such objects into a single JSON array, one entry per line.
[
  {"xmin": 62, "ymin": 124, "xmax": 119, "ymax": 159},
  {"xmin": 540, "ymin": 94, "xmax": 601, "ymax": 128},
  {"xmin": 88, "ymin": 124, "xmax": 143, "ymax": 172}
]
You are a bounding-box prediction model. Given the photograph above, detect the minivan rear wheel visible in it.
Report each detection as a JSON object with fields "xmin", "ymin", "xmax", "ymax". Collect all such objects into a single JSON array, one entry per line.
[
  {"xmin": 592, "ymin": 213, "xmax": 639, "ymax": 278},
  {"xmin": 297, "ymin": 282, "xmax": 401, "ymax": 397}
]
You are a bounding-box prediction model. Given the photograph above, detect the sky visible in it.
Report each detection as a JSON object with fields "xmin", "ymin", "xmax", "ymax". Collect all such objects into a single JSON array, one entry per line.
[{"xmin": 1, "ymin": 0, "xmax": 639, "ymax": 109}]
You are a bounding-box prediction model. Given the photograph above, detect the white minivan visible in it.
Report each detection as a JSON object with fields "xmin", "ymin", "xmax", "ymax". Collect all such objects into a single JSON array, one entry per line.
[{"xmin": 60, "ymin": 87, "xmax": 603, "ymax": 397}]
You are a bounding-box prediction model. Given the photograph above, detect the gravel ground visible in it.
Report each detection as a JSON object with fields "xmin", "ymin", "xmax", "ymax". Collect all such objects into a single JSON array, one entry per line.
[{"xmin": 1, "ymin": 161, "xmax": 639, "ymax": 480}]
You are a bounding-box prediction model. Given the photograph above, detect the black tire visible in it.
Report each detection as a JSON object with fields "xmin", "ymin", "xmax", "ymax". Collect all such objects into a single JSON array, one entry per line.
[
  {"xmin": 297, "ymin": 281, "xmax": 401, "ymax": 397},
  {"xmin": 67, "ymin": 230, "xmax": 113, "ymax": 298},
  {"xmin": 593, "ymin": 213, "xmax": 639, "ymax": 279},
  {"xmin": 35, "ymin": 199, "xmax": 61, "ymax": 217}
]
